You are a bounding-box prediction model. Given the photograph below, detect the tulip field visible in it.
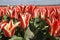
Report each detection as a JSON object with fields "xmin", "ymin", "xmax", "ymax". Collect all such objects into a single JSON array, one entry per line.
[{"xmin": 0, "ymin": 5, "xmax": 60, "ymax": 40}]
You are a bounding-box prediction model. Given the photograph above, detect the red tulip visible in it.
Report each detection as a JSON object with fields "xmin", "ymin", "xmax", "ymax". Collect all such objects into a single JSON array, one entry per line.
[
  {"xmin": 0, "ymin": 20, "xmax": 7, "ymax": 31},
  {"xmin": 7, "ymin": 9, "xmax": 15, "ymax": 18},
  {"xmin": 12, "ymin": 8, "xmax": 18, "ymax": 19},
  {"xmin": 0, "ymin": 7, "xmax": 7, "ymax": 17},
  {"xmin": 19, "ymin": 12, "xmax": 31, "ymax": 29},
  {"xmin": 3, "ymin": 20, "xmax": 20, "ymax": 37},
  {"xmin": 19, "ymin": 4, "xmax": 25, "ymax": 13},
  {"xmin": 57, "ymin": 7, "xmax": 60, "ymax": 14},
  {"xmin": 32, "ymin": 8, "xmax": 40, "ymax": 18},
  {"xmin": 46, "ymin": 15, "xmax": 60, "ymax": 37},
  {"xmin": 39, "ymin": 7, "xmax": 47, "ymax": 19},
  {"xmin": 24, "ymin": 5, "xmax": 35, "ymax": 13},
  {"xmin": 47, "ymin": 7, "xmax": 57, "ymax": 18},
  {"xmin": 13, "ymin": 5, "xmax": 23, "ymax": 19},
  {"xmin": 13, "ymin": 6, "xmax": 21, "ymax": 13},
  {"xmin": 7, "ymin": 6, "xmax": 15, "ymax": 19}
]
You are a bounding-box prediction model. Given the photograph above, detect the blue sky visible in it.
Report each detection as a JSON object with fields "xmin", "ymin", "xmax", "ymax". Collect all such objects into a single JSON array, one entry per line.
[{"xmin": 0, "ymin": 0, "xmax": 60, "ymax": 5}]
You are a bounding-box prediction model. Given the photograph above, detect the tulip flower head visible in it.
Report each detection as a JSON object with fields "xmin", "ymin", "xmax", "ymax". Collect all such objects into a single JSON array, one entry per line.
[
  {"xmin": 3, "ymin": 20, "xmax": 20, "ymax": 37},
  {"xmin": 0, "ymin": 20, "xmax": 7, "ymax": 31},
  {"xmin": 46, "ymin": 15, "xmax": 60, "ymax": 37},
  {"xmin": 19, "ymin": 12, "xmax": 31, "ymax": 29}
]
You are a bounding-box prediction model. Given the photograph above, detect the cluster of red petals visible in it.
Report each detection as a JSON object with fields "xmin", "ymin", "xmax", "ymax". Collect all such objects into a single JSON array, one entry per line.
[
  {"xmin": 45, "ymin": 7, "xmax": 60, "ymax": 37},
  {"xmin": 46, "ymin": 15, "xmax": 60, "ymax": 37},
  {"xmin": 18, "ymin": 12, "xmax": 31, "ymax": 29},
  {"xmin": 3, "ymin": 20, "xmax": 20, "ymax": 37},
  {"xmin": 0, "ymin": 20, "xmax": 20, "ymax": 37},
  {"xmin": 0, "ymin": 20, "xmax": 7, "ymax": 31},
  {"xmin": 0, "ymin": 5, "xmax": 60, "ymax": 37}
]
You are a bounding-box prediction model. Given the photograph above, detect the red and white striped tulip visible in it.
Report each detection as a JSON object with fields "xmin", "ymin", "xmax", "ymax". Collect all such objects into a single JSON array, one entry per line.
[
  {"xmin": 0, "ymin": 20, "xmax": 7, "ymax": 31},
  {"xmin": 3, "ymin": 20, "xmax": 20, "ymax": 37},
  {"xmin": 19, "ymin": 12, "xmax": 31, "ymax": 29},
  {"xmin": 46, "ymin": 15, "xmax": 60, "ymax": 37}
]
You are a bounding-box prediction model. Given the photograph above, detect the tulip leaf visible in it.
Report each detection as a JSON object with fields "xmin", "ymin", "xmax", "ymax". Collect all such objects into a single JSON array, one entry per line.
[
  {"xmin": 24, "ymin": 27, "xmax": 34, "ymax": 39},
  {"xmin": 3, "ymin": 14, "xmax": 10, "ymax": 22},
  {"xmin": 13, "ymin": 18, "xmax": 18, "ymax": 24},
  {"xmin": 9, "ymin": 35, "xmax": 23, "ymax": 40}
]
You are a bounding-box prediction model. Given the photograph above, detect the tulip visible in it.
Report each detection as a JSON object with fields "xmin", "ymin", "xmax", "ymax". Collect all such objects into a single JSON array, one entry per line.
[
  {"xmin": 47, "ymin": 7, "xmax": 57, "ymax": 18},
  {"xmin": 32, "ymin": 8, "xmax": 40, "ymax": 18},
  {"xmin": 3, "ymin": 20, "xmax": 20, "ymax": 37},
  {"xmin": 19, "ymin": 12, "xmax": 31, "ymax": 29},
  {"xmin": 13, "ymin": 5, "xmax": 21, "ymax": 13},
  {"xmin": 40, "ymin": 7, "xmax": 46, "ymax": 19},
  {"xmin": 24, "ymin": 5, "xmax": 35, "ymax": 13},
  {"xmin": 19, "ymin": 4, "xmax": 25, "ymax": 13},
  {"xmin": 0, "ymin": 20, "xmax": 7, "ymax": 31},
  {"xmin": 0, "ymin": 7, "xmax": 7, "ymax": 17},
  {"xmin": 46, "ymin": 15, "xmax": 60, "ymax": 37},
  {"xmin": 7, "ymin": 9, "xmax": 16, "ymax": 19},
  {"xmin": 7, "ymin": 6, "xmax": 15, "ymax": 19},
  {"xmin": 13, "ymin": 5, "xmax": 22, "ymax": 19}
]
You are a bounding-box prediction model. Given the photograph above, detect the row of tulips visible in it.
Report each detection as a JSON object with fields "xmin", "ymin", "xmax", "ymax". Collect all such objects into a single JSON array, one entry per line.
[{"xmin": 0, "ymin": 5, "xmax": 60, "ymax": 37}]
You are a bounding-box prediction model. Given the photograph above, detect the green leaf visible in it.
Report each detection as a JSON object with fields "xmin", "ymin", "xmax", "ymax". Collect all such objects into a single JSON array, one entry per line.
[
  {"xmin": 24, "ymin": 27, "xmax": 34, "ymax": 39},
  {"xmin": 9, "ymin": 35, "xmax": 23, "ymax": 40},
  {"xmin": 13, "ymin": 18, "xmax": 18, "ymax": 24},
  {"xmin": 3, "ymin": 14, "xmax": 8, "ymax": 20},
  {"xmin": 3, "ymin": 14, "xmax": 10, "ymax": 22},
  {"xmin": 23, "ymin": 38, "xmax": 30, "ymax": 40}
]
